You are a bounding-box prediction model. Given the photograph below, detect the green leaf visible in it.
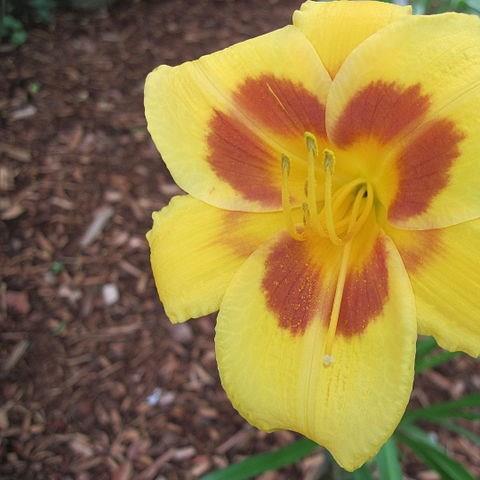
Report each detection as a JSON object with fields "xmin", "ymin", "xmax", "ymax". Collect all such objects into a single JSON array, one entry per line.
[
  {"xmin": 376, "ymin": 438, "xmax": 403, "ymax": 480},
  {"xmin": 29, "ymin": 0, "xmax": 56, "ymax": 23},
  {"xmin": 51, "ymin": 260, "xmax": 64, "ymax": 274},
  {"xmin": 416, "ymin": 336, "xmax": 438, "ymax": 360},
  {"xmin": 413, "ymin": 0, "xmax": 432, "ymax": 14},
  {"xmin": 351, "ymin": 465, "xmax": 374, "ymax": 480},
  {"xmin": 200, "ymin": 438, "xmax": 319, "ymax": 480},
  {"xmin": 398, "ymin": 425, "xmax": 475, "ymax": 480},
  {"xmin": 415, "ymin": 350, "xmax": 460, "ymax": 374},
  {"xmin": 433, "ymin": 420, "xmax": 480, "ymax": 447},
  {"xmin": 403, "ymin": 394, "xmax": 480, "ymax": 423},
  {"xmin": 414, "ymin": 337, "xmax": 460, "ymax": 374},
  {"xmin": 11, "ymin": 29, "xmax": 27, "ymax": 45},
  {"xmin": 464, "ymin": 0, "xmax": 480, "ymax": 11},
  {"xmin": 0, "ymin": 14, "xmax": 27, "ymax": 45},
  {"xmin": 332, "ymin": 463, "xmax": 373, "ymax": 480}
]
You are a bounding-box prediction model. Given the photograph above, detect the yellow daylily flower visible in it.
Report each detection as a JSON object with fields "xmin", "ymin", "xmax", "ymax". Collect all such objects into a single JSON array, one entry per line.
[{"xmin": 145, "ymin": 0, "xmax": 480, "ymax": 471}]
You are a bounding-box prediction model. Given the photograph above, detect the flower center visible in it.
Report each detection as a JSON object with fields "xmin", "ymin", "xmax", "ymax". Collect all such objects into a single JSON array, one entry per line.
[
  {"xmin": 281, "ymin": 132, "xmax": 375, "ymax": 367},
  {"xmin": 281, "ymin": 132, "xmax": 374, "ymax": 244}
]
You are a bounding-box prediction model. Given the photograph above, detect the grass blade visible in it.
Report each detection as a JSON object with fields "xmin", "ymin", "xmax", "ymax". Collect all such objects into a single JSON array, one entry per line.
[
  {"xmin": 403, "ymin": 394, "xmax": 480, "ymax": 423},
  {"xmin": 434, "ymin": 420, "xmax": 480, "ymax": 446},
  {"xmin": 413, "ymin": 0, "xmax": 432, "ymax": 14},
  {"xmin": 398, "ymin": 425, "xmax": 475, "ymax": 480},
  {"xmin": 200, "ymin": 438, "xmax": 318, "ymax": 480},
  {"xmin": 376, "ymin": 438, "xmax": 403, "ymax": 480},
  {"xmin": 352, "ymin": 465, "xmax": 374, "ymax": 480},
  {"xmin": 415, "ymin": 351, "xmax": 460, "ymax": 374},
  {"xmin": 415, "ymin": 336, "xmax": 438, "ymax": 360}
]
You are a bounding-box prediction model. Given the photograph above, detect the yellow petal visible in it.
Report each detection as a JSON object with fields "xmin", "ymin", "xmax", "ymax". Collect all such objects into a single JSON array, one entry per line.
[
  {"xmin": 215, "ymin": 223, "xmax": 416, "ymax": 471},
  {"xmin": 146, "ymin": 195, "xmax": 284, "ymax": 323},
  {"xmin": 386, "ymin": 219, "xmax": 480, "ymax": 357},
  {"xmin": 327, "ymin": 13, "xmax": 480, "ymax": 229},
  {"xmin": 293, "ymin": 0, "xmax": 411, "ymax": 78},
  {"xmin": 145, "ymin": 26, "xmax": 331, "ymax": 212}
]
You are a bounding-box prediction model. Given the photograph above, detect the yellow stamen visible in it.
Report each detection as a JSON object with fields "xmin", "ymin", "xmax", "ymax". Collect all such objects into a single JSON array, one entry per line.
[
  {"xmin": 323, "ymin": 149, "xmax": 344, "ymax": 246},
  {"xmin": 281, "ymin": 154, "xmax": 304, "ymax": 241},
  {"xmin": 317, "ymin": 178, "xmax": 364, "ymax": 234},
  {"xmin": 323, "ymin": 240, "xmax": 352, "ymax": 366},
  {"xmin": 331, "ymin": 178, "xmax": 366, "ymax": 214},
  {"xmin": 304, "ymin": 132, "xmax": 319, "ymax": 222}
]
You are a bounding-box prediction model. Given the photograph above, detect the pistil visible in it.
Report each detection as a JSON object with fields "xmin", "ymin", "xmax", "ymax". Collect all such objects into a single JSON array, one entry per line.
[
  {"xmin": 346, "ymin": 186, "xmax": 366, "ymax": 234},
  {"xmin": 279, "ymin": 136, "xmax": 377, "ymax": 367},
  {"xmin": 323, "ymin": 239, "xmax": 352, "ymax": 366},
  {"xmin": 321, "ymin": 151, "xmax": 375, "ymax": 365},
  {"xmin": 345, "ymin": 182, "xmax": 374, "ymax": 241}
]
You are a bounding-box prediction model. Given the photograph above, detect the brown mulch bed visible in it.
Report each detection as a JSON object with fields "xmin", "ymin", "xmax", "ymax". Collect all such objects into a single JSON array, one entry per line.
[{"xmin": 1, "ymin": 0, "xmax": 479, "ymax": 478}]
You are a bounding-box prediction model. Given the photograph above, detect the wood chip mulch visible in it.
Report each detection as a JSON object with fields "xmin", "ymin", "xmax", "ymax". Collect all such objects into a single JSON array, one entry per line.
[{"xmin": 1, "ymin": 1, "xmax": 478, "ymax": 478}]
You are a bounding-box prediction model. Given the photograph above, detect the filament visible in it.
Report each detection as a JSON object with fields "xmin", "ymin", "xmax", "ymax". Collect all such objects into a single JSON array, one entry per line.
[
  {"xmin": 281, "ymin": 154, "xmax": 304, "ymax": 241},
  {"xmin": 322, "ymin": 149, "xmax": 344, "ymax": 246},
  {"xmin": 305, "ymin": 132, "xmax": 319, "ymax": 222}
]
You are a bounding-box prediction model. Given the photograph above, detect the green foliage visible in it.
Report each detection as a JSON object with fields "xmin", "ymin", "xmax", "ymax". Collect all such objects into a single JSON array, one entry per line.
[
  {"xmin": 376, "ymin": 439, "xmax": 403, "ymax": 480},
  {"xmin": 404, "ymin": 393, "xmax": 480, "ymax": 423},
  {"xmin": 414, "ymin": 0, "xmax": 480, "ymax": 14},
  {"xmin": 0, "ymin": 14, "xmax": 27, "ymax": 45},
  {"xmin": 351, "ymin": 465, "xmax": 374, "ymax": 480},
  {"xmin": 3, "ymin": 0, "xmax": 56, "ymax": 25},
  {"xmin": 28, "ymin": 0, "xmax": 57, "ymax": 22},
  {"xmin": 67, "ymin": 0, "xmax": 116, "ymax": 10},
  {"xmin": 437, "ymin": 421, "xmax": 480, "ymax": 446},
  {"xmin": 415, "ymin": 336, "xmax": 438, "ymax": 359},
  {"xmin": 50, "ymin": 260, "xmax": 65, "ymax": 275},
  {"xmin": 200, "ymin": 438, "xmax": 318, "ymax": 480},
  {"xmin": 396, "ymin": 394, "xmax": 480, "ymax": 479},
  {"xmin": 0, "ymin": 0, "xmax": 115, "ymax": 45},
  {"xmin": 398, "ymin": 425, "xmax": 475, "ymax": 480},
  {"xmin": 415, "ymin": 336, "xmax": 461, "ymax": 373}
]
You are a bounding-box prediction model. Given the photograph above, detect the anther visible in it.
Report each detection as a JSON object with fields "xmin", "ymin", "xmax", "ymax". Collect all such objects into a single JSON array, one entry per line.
[
  {"xmin": 305, "ymin": 131, "xmax": 318, "ymax": 156},
  {"xmin": 323, "ymin": 149, "xmax": 335, "ymax": 172}
]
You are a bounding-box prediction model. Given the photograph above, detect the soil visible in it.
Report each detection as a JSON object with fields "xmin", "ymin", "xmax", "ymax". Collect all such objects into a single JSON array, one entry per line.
[{"xmin": 1, "ymin": 0, "xmax": 479, "ymax": 479}]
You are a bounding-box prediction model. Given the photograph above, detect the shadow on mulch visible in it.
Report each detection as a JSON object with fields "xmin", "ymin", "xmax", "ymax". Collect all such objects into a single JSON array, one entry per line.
[{"xmin": 1, "ymin": 1, "xmax": 479, "ymax": 479}]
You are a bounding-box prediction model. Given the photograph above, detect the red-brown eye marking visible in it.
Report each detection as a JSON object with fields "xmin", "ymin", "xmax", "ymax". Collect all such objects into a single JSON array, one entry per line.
[
  {"xmin": 336, "ymin": 237, "xmax": 389, "ymax": 336},
  {"xmin": 263, "ymin": 235, "xmax": 323, "ymax": 336},
  {"xmin": 332, "ymin": 81, "xmax": 430, "ymax": 147},
  {"xmin": 207, "ymin": 76, "xmax": 327, "ymax": 206},
  {"xmin": 207, "ymin": 110, "xmax": 279, "ymax": 206},
  {"xmin": 235, "ymin": 74, "xmax": 326, "ymax": 138},
  {"xmin": 389, "ymin": 119, "xmax": 465, "ymax": 221}
]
